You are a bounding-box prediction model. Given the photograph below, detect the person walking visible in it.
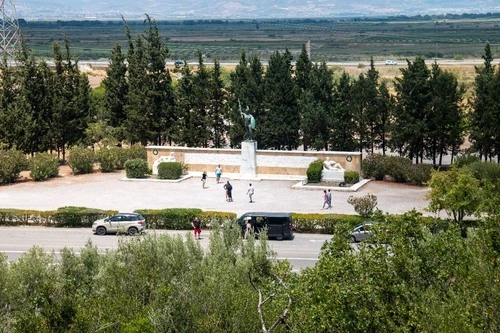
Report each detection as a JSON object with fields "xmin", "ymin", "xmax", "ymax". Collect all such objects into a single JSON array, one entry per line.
[
  {"xmin": 246, "ymin": 183, "xmax": 254, "ymax": 203},
  {"xmin": 327, "ymin": 189, "xmax": 332, "ymax": 209},
  {"xmin": 215, "ymin": 164, "xmax": 222, "ymax": 184},
  {"xmin": 201, "ymin": 171, "xmax": 207, "ymax": 189},
  {"xmin": 224, "ymin": 181, "xmax": 233, "ymax": 202},
  {"xmin": 245, "ymin": 216, "xmax": 253, "ymax": 239},
  {"xmin": 191, "ymin": 217, "xmax": 202, "ymax": 240},
  {"xmin": 322, "ymin": 190, "xmax": 329, "ymax": 209}
]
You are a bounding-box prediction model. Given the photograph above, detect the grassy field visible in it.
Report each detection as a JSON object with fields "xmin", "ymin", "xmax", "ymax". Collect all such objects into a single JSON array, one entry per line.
[{"xmin": 20, "ymin": 16, "xmax": 500, "ymax": 62}]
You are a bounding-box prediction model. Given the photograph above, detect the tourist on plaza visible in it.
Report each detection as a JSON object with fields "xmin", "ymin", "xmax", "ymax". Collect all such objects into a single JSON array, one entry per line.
[
  {"xmin": 246, "ymin": 183, "xmax": 255, "ymax": 203},
  {"xmin": 224, "ymin": 181, "xmax": 233, "ymax": 202},
  {"xmin": 201, "ymin": 171, "xmax": 207, "ymax": 188},
  {"xmin": 215, "ymin": 165, "xmax": 222, "ymax": 183}
]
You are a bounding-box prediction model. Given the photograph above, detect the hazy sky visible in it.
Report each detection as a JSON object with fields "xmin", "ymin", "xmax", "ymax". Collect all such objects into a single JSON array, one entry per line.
[{"xmin": 13, "ymin": 0, "xmax": 500, "ymax": 20}]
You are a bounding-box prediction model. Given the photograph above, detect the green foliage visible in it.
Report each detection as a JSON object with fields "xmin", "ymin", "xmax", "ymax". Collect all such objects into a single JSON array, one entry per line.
[
  {"xmin": 454, "ymin": 154, "xmax": 480, "ymax": 167},
  {"xmin": 468, "ymin": 161, "xmax": 500, "ymax": 185},
  {"xmin": 157, "ymin": 162, "xmax": 183, "ymax": 179},
  {"xmin": 124, "ymin": 158, "xmax": 149, "ymax": 179},
  {"xmin": 344, "ymin": 170, "xmax": 359, "ymax": 183},
  {"xmin": 135, "ymin": 208, "xmax": 203, "ymax": 229},
  {"xmin": 95, "ymin": 148, "xmax": 117, "ymax": 172},
  {"xmin": 0, "ymin": 149, "xmax": 28, "ymax": 184},
  {"xmin": 292, "ymin": 212, "xmax": 364, "ymax": 234},
  {"xmin": 307, "ymin": 159, "xmax": 323, "ymax": 183},
  {"xmin": 362, "ymin": 154, "xmax": 412, "ymax": 182},
  {"xmin": 52, "ymin": 206, "xmax": 113, "ymax": 227},
  {"xmin": 289, "ymin": 211, "xmax": 500, "ymax": 332},
  {"xmin": 29, "ymin": 153, "xmax": 59, "ymax": 181},
  {"xmin": 406, "ymin": 163, "xmax": 433, "ymax": 185},
  {"xmin": 67, "ymin": 146, "xmax": 95, "ymax": 175},
  {"xmin": 347, "ymin": 193, "xmax": 378, "ymax": 217},
  {"xmin": 127, "ymin": 144, "xmax": 147, "ymax": 160},
  {"xmin": 427, "ymin": 167, "xmax": 481, "ymax": 227}
]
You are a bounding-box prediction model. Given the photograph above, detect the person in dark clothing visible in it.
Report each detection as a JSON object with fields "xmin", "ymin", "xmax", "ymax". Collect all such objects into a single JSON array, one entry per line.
[
  {"xmin": 192, "ymin": 217, "xmax": 202, "ymax": 239},
  {"xmin": 224, "ymin": 181, "xmax": 233, "ymax": 202}
]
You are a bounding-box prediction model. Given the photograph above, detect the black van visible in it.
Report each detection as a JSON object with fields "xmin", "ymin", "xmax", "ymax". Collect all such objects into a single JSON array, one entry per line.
[{"xmin": 237, "ymin": 212, "xmax": 294, "ymax": 240}]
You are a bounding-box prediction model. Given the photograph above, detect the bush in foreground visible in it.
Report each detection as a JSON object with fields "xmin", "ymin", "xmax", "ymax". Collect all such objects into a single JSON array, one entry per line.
[{"xmin": 125, "ymin": 158, "xmax": 149, "ymax": 178}]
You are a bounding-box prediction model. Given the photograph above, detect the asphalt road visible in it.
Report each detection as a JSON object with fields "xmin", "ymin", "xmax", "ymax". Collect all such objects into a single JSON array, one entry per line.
[{"xmin": 0, "ymin": 227, "xmax": 332, "ymax": 272}]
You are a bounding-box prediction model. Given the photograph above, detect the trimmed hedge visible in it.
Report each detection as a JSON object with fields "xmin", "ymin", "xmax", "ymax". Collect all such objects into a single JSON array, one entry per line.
[
  {"xmin": 307, "ymin": 159, "xmax": 323, "ymax": 183},
  {"xmin": 135, "ymin": 208, "xmax": 204, "ymax": 229},
  {"xmin": 0, "ymin": 207, "xmax": 115, "ymax": 227},
  {"xmin": 158, "ymin": 162, "xmax": 183, "ymax": 179},
  {"xmin": 125, "ymin": 158, "xmax": 149, "ymax": 178},
  {"xmin": 344, "ymin": 171, "xmax": 360, "ymax": 183}
]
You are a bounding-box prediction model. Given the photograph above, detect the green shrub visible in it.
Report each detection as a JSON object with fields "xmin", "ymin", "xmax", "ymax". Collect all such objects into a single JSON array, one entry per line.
[
  {"xmin": 454, "ymin": 154, "xmax": 480, "ymax": 168},
  {"xmin": 406, "ymin": 164, "xmax": 433, "ymax": 185},
  {"xmin": 158, "ymin": 162, "xmax": 183, "ymax": 179},
  {"xmin": 125, "ymin": 158, "xmax": 149, "ymax": 178},
  {"xmin": 468, "ymin": 161, "xmax": 500, "ymax": 186},
  {"xmin": 29, "ymin": 153, "xmax": 59, "ymax": 181},
  {"xmin": 344, "ymin": 171, "xmax": 359, "ymax": 183},
  {"xmin": 362, "ymin": 154, "xmax": 387, "ymax": 180},
  {"xmin": 347, "ymin": 193, "xmax": 378, "ymax": 217},
  {"xmin": 386, "ymin": 156, "xmax": 412, "ymax": 182},
  {"xmin": 307, "ymin": 159, "xmax": 323, "ymax": 183},
  {"xmin": 67, "ymin": 147, "xmax": 95, "ymax": 174},
  {"xmin": 114, "ymin": 147, "xmax": 130, "ymax": 170},
  {"xmin": 52, "ymin": 206, "xmax": 114, "ymax": 227},
  {"xmin": 0, "ymin": 149, "xmax": 28, "ymax": 184},
  {"xmin": 96, "ymin": 148, "xmax": 117, "ymax": 172},
  {"xmin": 135, "ymin": 208, "xmax": 203, "ymax": 229},
  {"xmin": 127, "ymin": 144, "xmax": 147, "ymax": 160}
]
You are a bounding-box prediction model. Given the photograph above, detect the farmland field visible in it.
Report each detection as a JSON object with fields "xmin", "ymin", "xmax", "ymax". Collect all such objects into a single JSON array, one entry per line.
[{"xmin": 19, "ymin": 15, "xmax": 500, "ymax": 62}]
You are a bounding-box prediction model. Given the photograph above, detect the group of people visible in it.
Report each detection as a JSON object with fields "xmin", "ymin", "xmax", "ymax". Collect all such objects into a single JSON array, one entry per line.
[
  {"xmin": 322, "ymin": 189, "xmax": 333, "ymax": 209},
  {"xmin": 200, "ymin": 164, "xmax": 254, "ymax": 203}
]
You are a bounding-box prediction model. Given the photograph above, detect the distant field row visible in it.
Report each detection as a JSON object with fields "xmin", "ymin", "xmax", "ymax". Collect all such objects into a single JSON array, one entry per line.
[{"xmin": 20, "ymin": 17, "xmax": 500, "ymax": 61}]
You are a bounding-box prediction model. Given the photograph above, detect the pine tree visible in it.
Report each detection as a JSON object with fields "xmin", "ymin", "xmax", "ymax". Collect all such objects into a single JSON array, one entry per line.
[
  {"xmin": 51, "ymin": 37, "xmax": 90, "ymax": 160},
  {"xmin": 426, "ymin": 63, "xmax": 465, "ymax": 166},
  {"xmin": 470, "ymin": 43, "xmax": 498, "ymax": 161},
  {"xmin": 207, "ymin": 59, "xmax": 228, "ymax": 148},
  {"xmin": 261, "ymin": 49, "xmax": 299, "ymax": 150},
  {"xmin": 174, "ymin": 63, "xmax": 195, "ymax": 146},
  {"xmin": 190, "ymin": 50, "xmax": 212, "ymax": 147},
  {"xmin": 373, "ymin": 81, "xmax": 394, "ymax": 155},
  {"xmin": 392, "ymin": 57, "xmax": 431, "ymax": 163},
  {"xmin": 330, "ymin": 72, "xmax": 357, "ymax": 151},
  {"xmin": 102, "ymin": 43, "xmax": 128, "ymax": 141}
]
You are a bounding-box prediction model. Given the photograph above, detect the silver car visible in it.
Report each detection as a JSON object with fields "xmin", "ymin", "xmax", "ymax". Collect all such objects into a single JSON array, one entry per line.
[
  {"xmin": 92, "ymin": 213, "xmax": 146, "ymax": 236},
  {"xmin": 350, "ymin": 222, "xmax": 377, "ymax": 243}
]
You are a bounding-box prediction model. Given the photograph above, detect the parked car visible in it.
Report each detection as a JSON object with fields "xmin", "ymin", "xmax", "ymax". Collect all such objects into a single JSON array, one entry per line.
[
  {"xmin": 237, "ymin": 212, "xmax": 294, "ymax": 240},
  {"xmin": 385, "ymin": 59, "xmax": 397, "ymax": 65},
  {"xmin": 92, "ymin": 213, "xmax": 146, "ymax": 236},
  {"xmin": 350, "ymin": 221, "xmax": 377, "ymax": 242}
]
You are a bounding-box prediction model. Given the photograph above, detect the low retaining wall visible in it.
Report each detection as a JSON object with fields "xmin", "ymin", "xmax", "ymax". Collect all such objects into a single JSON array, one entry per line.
[{"xmin": 147, "ymin": 146, "xmax": 361, "ymax": 179}]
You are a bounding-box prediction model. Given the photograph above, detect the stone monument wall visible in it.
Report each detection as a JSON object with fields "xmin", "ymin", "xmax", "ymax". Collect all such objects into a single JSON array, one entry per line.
[{"xmin": 147, "ymin": 146, "xmax": 361, "ymax": 179}]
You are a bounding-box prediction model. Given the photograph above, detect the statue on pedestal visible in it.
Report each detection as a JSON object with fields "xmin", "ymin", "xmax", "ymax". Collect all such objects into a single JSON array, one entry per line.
[{"xmin": 239, "ymin": 99, "xmax": 256, "ymax": 141}]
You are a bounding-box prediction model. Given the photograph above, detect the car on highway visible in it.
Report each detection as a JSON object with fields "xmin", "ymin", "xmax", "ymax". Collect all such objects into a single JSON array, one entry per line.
[
  {"xmin": 350, "ymin": 221, "xmax": 377, "ymax": 243},
  {"xmin": 385, "ymin": 59, "xmax": 397, "ymax": 65},
  {"xmin": 92, "ymin": 213, "xmax": 146, "ymax": 236}
]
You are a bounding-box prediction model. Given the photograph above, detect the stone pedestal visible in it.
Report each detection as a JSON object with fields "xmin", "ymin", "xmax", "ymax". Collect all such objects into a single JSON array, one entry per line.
[
  {"xmin": 322, "ymin": 169, "xmax": 345, "ymax": 182},
  {"xmin": 240, "ymin": 140, "xmax": 257, "ymax": 178}
]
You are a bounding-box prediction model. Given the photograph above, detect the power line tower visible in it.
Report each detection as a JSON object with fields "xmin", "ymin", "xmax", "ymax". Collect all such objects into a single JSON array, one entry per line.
[{"xmin": 0, "ymin": 0, "xmax": 20, "ymax": 58}]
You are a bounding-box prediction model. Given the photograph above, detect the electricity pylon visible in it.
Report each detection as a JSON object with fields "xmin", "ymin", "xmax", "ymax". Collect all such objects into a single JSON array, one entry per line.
[{"xmin": 0, "ymin": 0, "xmax": 20, "ymax": 58}]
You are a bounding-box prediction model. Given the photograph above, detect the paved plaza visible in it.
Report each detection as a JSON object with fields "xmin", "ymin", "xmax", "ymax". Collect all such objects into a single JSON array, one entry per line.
[{"xmin": 0, "ymin": 169, "xmax": 430, "ymax": 217}]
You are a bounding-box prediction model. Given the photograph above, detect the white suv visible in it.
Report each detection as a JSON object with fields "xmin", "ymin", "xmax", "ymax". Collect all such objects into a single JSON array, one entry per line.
[
  {"xmin": 92, "ymin": 213, "xmax": 146, "ymax": 236},
  {"xmin": 385, "ymin": 59, "xmax": 397, "ymax": 65}
]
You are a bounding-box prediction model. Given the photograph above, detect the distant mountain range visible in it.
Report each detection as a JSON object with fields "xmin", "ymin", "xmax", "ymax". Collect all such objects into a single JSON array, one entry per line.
[{"xmin": 13, "ymin": 0, "xmax": 500, "ymax": 21}]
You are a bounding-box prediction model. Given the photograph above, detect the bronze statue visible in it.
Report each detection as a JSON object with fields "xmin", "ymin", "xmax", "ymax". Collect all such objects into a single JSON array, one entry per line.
[{"xmin": 238, "ymin": 99, "xmax": 256, "ymax": 141}]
